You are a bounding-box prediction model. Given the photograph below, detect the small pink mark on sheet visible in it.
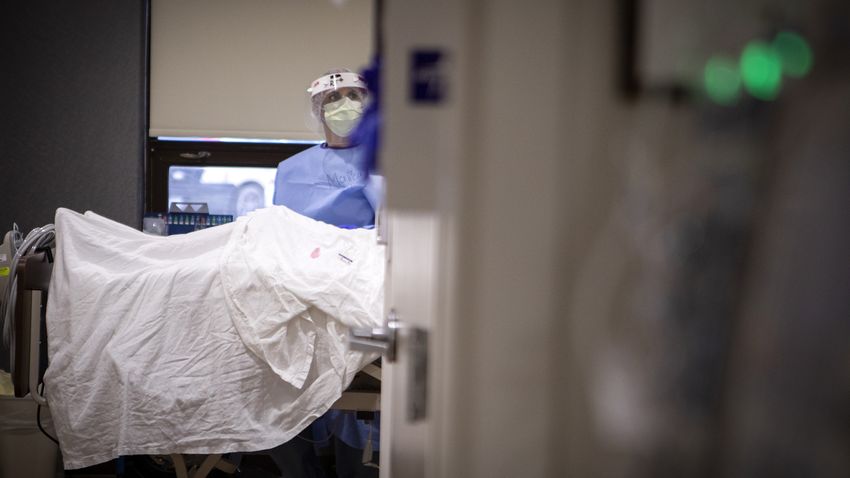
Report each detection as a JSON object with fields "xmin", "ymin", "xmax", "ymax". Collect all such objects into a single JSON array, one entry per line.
[{"xmin": 310, "ymin": 247, "xmax": 321, "ymax": 259}]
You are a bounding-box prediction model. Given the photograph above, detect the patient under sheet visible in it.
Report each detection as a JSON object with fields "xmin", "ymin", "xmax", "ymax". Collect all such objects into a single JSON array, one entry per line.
[{"xmin": 43, "ymin": 206, "xmax": 384, "ymax": 469}]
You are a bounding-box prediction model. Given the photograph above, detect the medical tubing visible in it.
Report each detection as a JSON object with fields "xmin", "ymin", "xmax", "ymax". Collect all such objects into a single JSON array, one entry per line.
[
  {"xmin": 0, "ymin": 225, "xmax": 20, "ymax": 346},
  {"xmin": 2, "ymin": 232, "xmax": 26, "ymax": 342},
  {"xmin": 37, "ymin": 382, "xmax": 59, "ymax": 445},
  {"xmin": 1, "ymin": 224, "xmax": 55, "ymax": 347},
  {"xmin": 296, "ymin": 430, "xmax": 335, "ymax": 445},
  {"xmin": 295, "ymin": 429, "xmax": 334, "ymax": 445}
]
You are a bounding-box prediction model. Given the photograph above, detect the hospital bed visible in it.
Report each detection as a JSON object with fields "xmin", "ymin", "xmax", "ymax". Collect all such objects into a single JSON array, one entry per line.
[{"xmin": 1, "ymin": 224, "xmax": 382, "ymax": 477}]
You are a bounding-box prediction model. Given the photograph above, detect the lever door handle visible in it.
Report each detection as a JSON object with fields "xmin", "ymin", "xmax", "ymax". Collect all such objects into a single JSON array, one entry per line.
[{"xmin": 348, "ymin": 309, "xmax": 400, "ymax": 362}]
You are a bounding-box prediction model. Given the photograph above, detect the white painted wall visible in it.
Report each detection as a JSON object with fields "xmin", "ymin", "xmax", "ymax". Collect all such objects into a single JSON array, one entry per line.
[{"xmin": 150, "ymin": 0, "xmax": 373, "ymax": 140}]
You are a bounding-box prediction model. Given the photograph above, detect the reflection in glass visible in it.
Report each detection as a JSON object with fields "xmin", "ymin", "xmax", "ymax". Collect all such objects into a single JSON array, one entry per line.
[{"xmin": 168, "ymin": 166, "xmax": 277, "ymax": 217}]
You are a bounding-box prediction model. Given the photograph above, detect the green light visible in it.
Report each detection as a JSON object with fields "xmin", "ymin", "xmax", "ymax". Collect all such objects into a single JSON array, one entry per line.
[
  {"xmin": 740, "ymin": 41, "xmax": 783, "ymax": 101},
  {"xmin": 703, "ymin": 57, "xmax": 741, "ymax": 105},
  {"xmin": 773, "ymin": 31, "xmax": 813, "ymax": 78}
]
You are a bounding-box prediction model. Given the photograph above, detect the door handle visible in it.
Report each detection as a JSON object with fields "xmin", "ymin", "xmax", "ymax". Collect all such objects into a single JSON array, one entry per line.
[
  {"xmin": 348, "ymin": 309, "xmax": 400, "ymax": 362},
  {"xmin": 349, "ymin": 309, "xmax": 430, "ymax": 421}
]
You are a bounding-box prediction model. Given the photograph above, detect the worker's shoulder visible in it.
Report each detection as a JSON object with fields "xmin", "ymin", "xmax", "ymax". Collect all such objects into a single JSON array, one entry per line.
[{"xmin": 277, "ymin": 144, "xmax": 323, "ymax": 169}]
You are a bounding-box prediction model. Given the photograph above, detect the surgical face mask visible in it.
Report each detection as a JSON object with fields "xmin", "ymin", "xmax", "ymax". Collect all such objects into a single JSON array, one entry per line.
[{"xmin": 322, "ymin": 97, "xmax": 363, "ymax": 137}]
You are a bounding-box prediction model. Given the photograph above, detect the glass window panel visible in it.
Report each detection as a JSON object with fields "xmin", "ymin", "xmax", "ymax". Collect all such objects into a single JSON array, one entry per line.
[{"xmin": 168, "ymin": 166, "xmax": 277, "ymax": 217}]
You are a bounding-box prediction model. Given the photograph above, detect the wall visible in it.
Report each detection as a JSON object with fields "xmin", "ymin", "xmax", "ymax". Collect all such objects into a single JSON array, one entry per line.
[
  {"xmin": 0, "ymin": 1, "xmax": 147, "ymax": 233},
  {"xmin": 149, "ymin": 0, "xmax": 374, "ymax": 141}
]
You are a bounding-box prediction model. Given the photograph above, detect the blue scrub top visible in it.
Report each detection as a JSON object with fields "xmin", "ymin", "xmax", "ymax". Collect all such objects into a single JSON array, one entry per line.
[{"xmin": 273, "ymin": 143, "xmax": 382, "ymax": 228}]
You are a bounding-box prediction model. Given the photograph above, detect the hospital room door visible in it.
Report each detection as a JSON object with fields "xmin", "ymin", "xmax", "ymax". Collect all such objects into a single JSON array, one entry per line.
[
  {"xmin": 377, "ymin": 0, "xmax": 575, "ymax": 476},
  {"xmin": 377, "ymin": 0, "xmax": 471, "ymax": 476}
]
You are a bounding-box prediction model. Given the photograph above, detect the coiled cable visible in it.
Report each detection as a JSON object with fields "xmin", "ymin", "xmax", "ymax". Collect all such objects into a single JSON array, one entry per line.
[{"xmin": 1, "ymin": 223, "xmax": 55, "ymax": 348}]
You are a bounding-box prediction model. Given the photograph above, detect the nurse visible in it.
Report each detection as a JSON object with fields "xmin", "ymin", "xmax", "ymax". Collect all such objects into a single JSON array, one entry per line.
[
  {"xmin": 273, "ymin": 69, "xmax": 382, "ymax": 228},
  {"xmin": 273, "ymin": 68, "xmax": 382, "ymax": 477}
]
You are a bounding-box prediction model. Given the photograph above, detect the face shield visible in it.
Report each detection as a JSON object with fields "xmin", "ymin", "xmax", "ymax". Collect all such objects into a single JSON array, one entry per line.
[{"xmin": 305, "ymin": 71, "xmax": 369, "ymax": 138}]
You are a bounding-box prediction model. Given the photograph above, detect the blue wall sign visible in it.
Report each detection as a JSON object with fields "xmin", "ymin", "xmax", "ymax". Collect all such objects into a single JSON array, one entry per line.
[{"xmin": 411, "ymin": 49, "xmax": 446, "ymax": 104}]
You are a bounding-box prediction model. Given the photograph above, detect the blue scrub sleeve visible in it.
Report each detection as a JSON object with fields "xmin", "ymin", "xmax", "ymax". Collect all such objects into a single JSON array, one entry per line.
[{"xmin": 363, "ymin": 174, "xmax": 384, "ymax": 213}]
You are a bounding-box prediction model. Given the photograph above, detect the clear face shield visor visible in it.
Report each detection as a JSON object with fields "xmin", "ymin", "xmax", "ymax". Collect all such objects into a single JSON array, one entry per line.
[{"xmin": 305, "ymin": 72, "xmax": 369, "ymax": 137}]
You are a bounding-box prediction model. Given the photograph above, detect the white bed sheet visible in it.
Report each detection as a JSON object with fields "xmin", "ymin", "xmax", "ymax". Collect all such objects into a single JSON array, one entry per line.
[{"xmin": 43, "ymin": 206, "xmax": 384, "ymax": 469}]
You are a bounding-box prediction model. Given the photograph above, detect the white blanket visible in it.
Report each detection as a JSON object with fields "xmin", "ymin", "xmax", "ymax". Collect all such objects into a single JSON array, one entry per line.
[{"xmin": 44, "ymin": 206, "xmax": 384, "ymax": 469}]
